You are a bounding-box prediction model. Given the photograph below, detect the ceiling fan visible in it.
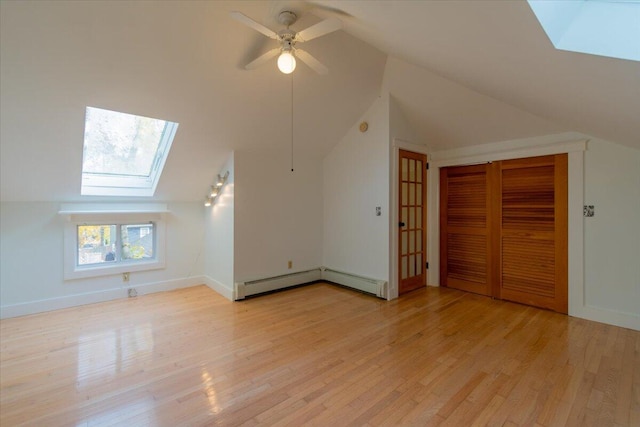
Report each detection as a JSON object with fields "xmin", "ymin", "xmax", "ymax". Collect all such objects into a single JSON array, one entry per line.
[{"xmin": 231, "ymin": 10, "xmax": 342, "ymax": 75}]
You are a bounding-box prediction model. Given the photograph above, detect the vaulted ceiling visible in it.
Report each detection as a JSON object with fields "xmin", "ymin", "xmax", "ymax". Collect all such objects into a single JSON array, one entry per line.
[{"xmin": 1, "ymin": 0, "xmax": 638, "ymax": 202}]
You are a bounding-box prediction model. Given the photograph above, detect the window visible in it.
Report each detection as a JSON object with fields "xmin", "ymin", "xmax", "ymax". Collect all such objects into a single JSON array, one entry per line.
[
  {"xmin": 528, "ymin": 0, "xmax": 640, "ymax": 62},
  {"xmin": 81, "ymin": 107, "xmax": 179, "ymax": 197},
  {"xmin": 77, "ymin": 223, "xmax": 155, "ymax": 266},
  {"xmin": 61, "ymin": 205, "xmax": 167, "ymax": 280}
]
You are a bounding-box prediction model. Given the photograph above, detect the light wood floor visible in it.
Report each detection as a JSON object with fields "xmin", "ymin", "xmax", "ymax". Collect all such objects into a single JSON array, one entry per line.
[{"xmin": 1, "ymin": 284, "xmax": 638, "ymax": 426}]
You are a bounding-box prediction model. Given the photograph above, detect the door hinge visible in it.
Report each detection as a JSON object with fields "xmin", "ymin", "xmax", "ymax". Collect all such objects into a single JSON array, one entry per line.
[
  {"xmin": 425, "ymin": 262, "xmax": 429, "ymax": 269},
  {"xmin": 426, "ymin": 162, "xmax": 429, "ymax": 170}
]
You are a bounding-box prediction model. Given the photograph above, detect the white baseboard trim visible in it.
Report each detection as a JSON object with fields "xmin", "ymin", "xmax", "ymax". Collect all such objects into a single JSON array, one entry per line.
[
  {"xmin": 571, "ymin": 305, "xmax": 640, "ymax": 331},
  {"xmin": 0, "ymin": 276, "xmax": 204, "ymax": 319},
  {"xmin": 202, "ymin": 275, "xmax": 234, "ymax": 301}
]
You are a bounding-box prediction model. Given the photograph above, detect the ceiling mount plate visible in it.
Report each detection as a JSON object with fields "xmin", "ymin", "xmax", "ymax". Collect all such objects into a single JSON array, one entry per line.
[{"xmin": 278, "ymin": 11, "xmax": 297, "ymax": 27}]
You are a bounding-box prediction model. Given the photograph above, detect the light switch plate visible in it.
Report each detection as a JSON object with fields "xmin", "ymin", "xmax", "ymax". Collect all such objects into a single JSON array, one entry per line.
[{"xmin": 584, "ymin": 205, "xmax": 595, "ymax": 217}]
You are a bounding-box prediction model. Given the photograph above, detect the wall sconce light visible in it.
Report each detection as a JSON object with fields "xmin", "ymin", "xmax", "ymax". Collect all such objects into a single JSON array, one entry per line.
[{"xmin": 204, "ymin": 171, "xmax": 230, "ymax": 207}]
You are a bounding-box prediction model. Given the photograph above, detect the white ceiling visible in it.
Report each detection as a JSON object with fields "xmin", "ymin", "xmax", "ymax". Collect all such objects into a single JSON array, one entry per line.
[{"xmin": 1, "ymin": 0, "xmax": 638, "ymax": 202}]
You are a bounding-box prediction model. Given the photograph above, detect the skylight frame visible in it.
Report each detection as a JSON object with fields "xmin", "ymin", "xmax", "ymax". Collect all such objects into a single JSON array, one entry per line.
[
  {"xmin": 527, "ymin": 0, "xmax": 640, "ymax": 62},
  {"xmin": 81, "ymin": 107, "xmax": 179, "ymax": 197}
]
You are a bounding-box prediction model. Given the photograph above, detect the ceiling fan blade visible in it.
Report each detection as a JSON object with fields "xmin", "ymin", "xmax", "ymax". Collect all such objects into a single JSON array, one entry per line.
[
  {"xmin": 295, "ymin": 17, "xmax": 342, "ymax": 42},
  {"xmin": 245, "ymin": 48, "xmax": 281, "ymax": 70},
  {"xmin": 295, "ymin": 49, "xmax": 328, "ymax": 75},
  {"xmin": 230, "ymin": 11, "xmax": 278, "ymax": 39}
]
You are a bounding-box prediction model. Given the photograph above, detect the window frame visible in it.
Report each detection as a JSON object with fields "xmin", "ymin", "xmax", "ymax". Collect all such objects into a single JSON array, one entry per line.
[
  {"xmin": 80, "ymin": 107, "xmax": 179, "ymax": 197},
  {"xmin": 63, "ymin": 211, "xmax": 166, "ymax": 280}
]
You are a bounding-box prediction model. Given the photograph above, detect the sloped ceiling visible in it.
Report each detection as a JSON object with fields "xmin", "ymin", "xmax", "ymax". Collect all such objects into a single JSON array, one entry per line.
[
  {"xmin": 1, "ymin": 0, "xmax": 638, "ymax": 202},
  {"xmin": 0, "ymin": 1, "xmax": 385, "ymax": 202},
  {"xmin": 315, "ymin": 0, "xmax": 640, "ymax": 149}
]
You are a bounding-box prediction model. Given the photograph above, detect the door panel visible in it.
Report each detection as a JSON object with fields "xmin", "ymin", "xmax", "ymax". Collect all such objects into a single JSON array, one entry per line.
[
  {"xmin": 399, "ymin": 150, "xmax": 427, "ymax": 295},
  {"xmin": 498, "ymin": 155, "xmax": 568, "ymax": 313},
  {"xmin": 439, "ymin": 154, "xmax": 568, "ymax": 313},
  {"xmin": 439, "ymin": 164, "xmax": 492, "ymax": 296}
]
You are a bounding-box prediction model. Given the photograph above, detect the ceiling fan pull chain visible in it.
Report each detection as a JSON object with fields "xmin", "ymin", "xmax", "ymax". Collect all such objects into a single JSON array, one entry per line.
[{"xmin": 291, "ymin": 73, "xmax": 294, "ymax": 172}]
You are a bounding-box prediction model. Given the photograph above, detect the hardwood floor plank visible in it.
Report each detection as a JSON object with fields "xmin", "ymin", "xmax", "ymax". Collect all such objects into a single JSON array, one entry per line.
[{"xmin": 1, "ymin": 284, "xmax": 638, "ymax": 426}]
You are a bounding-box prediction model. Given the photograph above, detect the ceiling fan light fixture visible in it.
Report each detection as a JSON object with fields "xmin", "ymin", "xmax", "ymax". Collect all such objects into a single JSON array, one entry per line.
[{"xmin": 277, "ymin": 51, "xmax": 296, "ymax": 74}]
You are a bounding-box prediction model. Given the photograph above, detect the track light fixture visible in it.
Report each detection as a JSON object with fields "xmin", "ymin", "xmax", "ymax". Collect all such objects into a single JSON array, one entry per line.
[{"xmin": 204, "ymin": 171, "xmax": 230, "ymax": 207}]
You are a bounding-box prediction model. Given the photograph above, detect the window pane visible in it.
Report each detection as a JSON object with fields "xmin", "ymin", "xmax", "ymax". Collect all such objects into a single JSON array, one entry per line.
[
  {"xmin": 409, "ymin": 231, "xmax": 415, "ymax": 253},
  {"xmin": 402, "ymin": 183, "xmax": 408, "ymax": 205},
  {"xmin": 402, "ymin": 231, "xmax": 408, "ymax": 255},
  {"xmin": 409, "ymin": 183, "xmax": 415, "ymax": 205},
  {"xmin": 78, "ymin": 225, "xmax": 117, "ymax": 265},
  {"xmin": 401, "ymin": 256, "xmax": 408, "ymax": 280},
  {"xmin": 401, "ymin": 158, "xmax": 408, "ymax": 181},
  {"xmin": 121, "ymin": 224, "xmax": 154, "ymax": 261},
  {"xmin": 409, "ymin": 254, "xmax": 416, "ymax": 277},
  {"xmin": 83, "ymin": 107, "xmax": 169, "ymax": 177}
]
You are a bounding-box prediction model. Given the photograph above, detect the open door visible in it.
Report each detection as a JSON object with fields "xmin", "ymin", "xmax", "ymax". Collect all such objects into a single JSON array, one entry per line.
[
  {"xmin": 439, "ymin": 164, "xmax": 493, "ymax": 296},
  {"xmin": 398, "ymin": 150, "xmax": 428, "ymax": 295}
]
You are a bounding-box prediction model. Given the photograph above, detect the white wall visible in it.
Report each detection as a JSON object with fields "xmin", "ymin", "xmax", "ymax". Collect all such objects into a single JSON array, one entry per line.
[
  {"xmin": 233, "ymin": 149, "xmax": 323, "ymax": 282},
  {"xmin": 323, "ymin": 94, "xmax": 391, "ymax": 283},
  {"xmin": 203, "ymin": 153, "xmax": 235, "ymax": 299},
  {"xmin": 583, "ymin": 139, "xmax": 640, "ymax": 318},
  {"xmin": 389, "ymin": 95, "xmax": 420, "ymax": 145},
  {"xmin": 0, "ymin": 201, "xmax": 204, "ymax": 318}
]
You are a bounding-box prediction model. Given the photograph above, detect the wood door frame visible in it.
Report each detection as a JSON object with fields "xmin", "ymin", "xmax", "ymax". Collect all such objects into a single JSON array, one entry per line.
[{"xmin": 389, "ymin": 139, "xmax": 430, "ymax": 300}]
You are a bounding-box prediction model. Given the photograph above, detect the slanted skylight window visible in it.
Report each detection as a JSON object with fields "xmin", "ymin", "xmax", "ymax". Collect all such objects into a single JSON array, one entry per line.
[
  {"xmin": 81, "ymin": 107, "xmax": 179, "ymax": 197},
  {"xmin": 528, "ymin": 0, "xmax": 640, "ymax": 62}
]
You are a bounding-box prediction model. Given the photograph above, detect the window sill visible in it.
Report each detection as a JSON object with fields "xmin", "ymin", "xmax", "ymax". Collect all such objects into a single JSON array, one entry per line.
[{"xmin": 59, "ymin": 203, "xmax": 169, "ymax": 221}]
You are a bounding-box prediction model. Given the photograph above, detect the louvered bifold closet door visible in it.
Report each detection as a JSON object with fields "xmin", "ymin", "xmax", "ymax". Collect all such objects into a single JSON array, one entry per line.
[
  {"xmin": 440, "ymin": 164, "xmax": 493, "ymax": 296},
  {"xmin": 498, "ymin": 154, "xmax": 568, "ymax": 313}
]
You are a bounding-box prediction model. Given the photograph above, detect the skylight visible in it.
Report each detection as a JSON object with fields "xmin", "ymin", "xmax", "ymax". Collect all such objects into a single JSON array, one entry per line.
[
  {"xmin": 81, "ymin": 107, "xmax": 178, "ymax": 197},
  {"xmin": 527, "ymin": 0, "xmax": 640, "ymax": 62}
]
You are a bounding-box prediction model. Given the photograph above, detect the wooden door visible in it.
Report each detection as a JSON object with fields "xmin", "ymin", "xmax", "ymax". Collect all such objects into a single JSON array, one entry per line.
[
  {"xmin": 497, "ymin": 154, "xmax": 568, "ymax": 313},
  {"xmin": 439, "ymin": 154, "xmax": 568, "ymax": 313},
  {"xmin": 439, "ymin": 164, "xmax": 493, "ymax": 296},
  {"xmin": 399, "ymin": 150, "xmax": 427, "ymax": 294}
]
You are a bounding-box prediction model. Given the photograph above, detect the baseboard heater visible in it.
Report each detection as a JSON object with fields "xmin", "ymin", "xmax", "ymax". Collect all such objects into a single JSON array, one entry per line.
[
  {"xmin": 234, "ymin": 269, "xmax": 322, "ymax": 300},
  {"xmin": 234, "ymin": 267, "xmax": 387, "ymax": 300},
  {"xmin": 321, "ymin": 268, "xmax": 387, "ymax": 298}
]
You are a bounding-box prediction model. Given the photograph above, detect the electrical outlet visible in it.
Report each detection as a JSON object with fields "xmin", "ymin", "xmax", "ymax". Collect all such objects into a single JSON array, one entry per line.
[
  {"xmin": 128, "ymin": 288, "xmax": 137, "ymax": 297},
  {"xmin": 123, "ymin": 272, "xmax": 130, "ymax": 282},
  {"xmin": 288, "ymin": 260, "xmax": 293, "ymax": 269}
]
